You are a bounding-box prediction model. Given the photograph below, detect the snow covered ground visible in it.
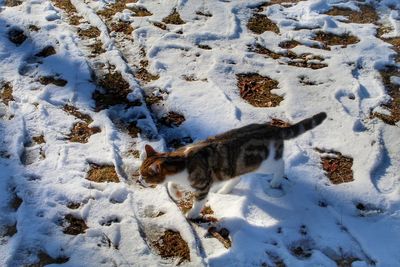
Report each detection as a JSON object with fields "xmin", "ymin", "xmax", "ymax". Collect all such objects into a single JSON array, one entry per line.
[{"xmin": 0, "ymin": 0, "xmax": 399, "ymax": 266}]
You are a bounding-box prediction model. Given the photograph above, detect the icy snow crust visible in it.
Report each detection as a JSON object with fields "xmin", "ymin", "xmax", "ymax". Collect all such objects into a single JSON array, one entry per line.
[{"xmin": 0, "ymin": 0, "xmax": 399, "ymax": 266}]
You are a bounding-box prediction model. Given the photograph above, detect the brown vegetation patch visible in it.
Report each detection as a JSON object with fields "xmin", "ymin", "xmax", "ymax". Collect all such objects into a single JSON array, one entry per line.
[
  {"xmin": 28, "ymin": 25, "xmax": 40, "ymax": 32},
  {"xmin": 258, "ymin": 0, "xmax": 303, "ymax": 9},
  {"xmin": 287, "ymin": 59, "xmax": 327, "ymax": 70},
  {"xmin": 196, "ymin": 11, "xmax": 212, "ymax": 17},
  {"xmin": 317, "ymin": 149, "xmax": 354, "ymax": 184},
  {"xmin": 2, "ymin": 223, "xmax": 17, "ymax": 237},
  {"xmin": 160, "ymin": 112, "xmax": 185, "ymax": 127},
  {"xmin": 198, "ymin": 44, "xmax": 212, "ymax": 50},
  {"xmin": 28, "ymin": 251, "xmax": 69, "ymax": 267},
  {"xmin": 207, "ymin": 227, "xmax": 231, "ymax": 249},
  {"xmin": 51, "ymin": 0, "xmax": 77, "ymax": 14},
  {"xmin": 162, "ymin": 9, "xmax": 185, "ymax": 25},
  {"xmin": 88, "ymin": 41, "xmax": 106, "ymax": 57},
  {"xmin": 86, "ymin": 163, "xmax": 119, "ymax": 183},
  {"xmin": 373, "ymin": 66, "xmax": 400, "ymax": 125},
  {"xmin": 129, "ymin": 5, "xmax": 152, "ymax": 17},
  {"xmin": 68, "ymin": 122, "xmax": 101, "ymax": 143},
  {"xmin": 325, "ymin": 5, "xmax": 378, "ymax": 24},
  {"xmin": 299, "ymin": 75, "xmax": 318, "ymax": 86},
  {"xmin": 153, "ymin": 21, "xmax": 167, "ymax": 30},
  {"xmin": 38, "ymin": 76, "xmax": 68, "ymax": 87},
  {"xmin": 11, "ymin": 193, "xmax": 22, "ymax": 211},
  {"xmin": 67, "ymin": 202, "xmax": 81, "ymax": 209},
  {"xmin": 247, "ymin": 14, "xmax": 279, "ymax": 34},
  {"xmin": 63, "ymin": 105, "xmax": 93, "ymax": 123},
  {"xmin": 32, "ymin": 135, "xmax": 45, "ymax": 145},
  {"xmin": 269, "ymin": 118, "xmax": 291, "ymax": 128},
  {"xmin": 77, "ymin": 27, "xmax": 100, "ymax": 39},
  {"xmin": 110, "ymin": 21, "xmax": 134, "ymax": 35},
  {"xmin": 8, "ymin": 28, "xmax": 27, "ymax": 46},
  {"xmin": 1, "ymin": 82, "xmax": 14, "ymax": 105},
  {"xmin": 97, "ymin": 0, "xmax": 138, "ymax": 19},
  {"xmin": 152, "ymin": 230, "xmax": 190, "ymax": 264},
  {"xmin": 93, "ymin": 71, "xmax": 131, "ymax": 110},
  {"xmin": 5, "ymin": 0, "xmax": 22, "ymax": 6},
  {"xmin": 237, "ymin": 73, "xmax": 282, "ymax": 107},
  {"xmin": 63, "ymin": 214, "xmax": 88, "ymax": 235},
  {"xmin": 279, "ymin": 40, "xmax": 300, "ymax": 49},
  {"xmin": 35, "ymin": 46, "xmax": 56, "ymax": 58},
  {"xmin": 290, "ymin": 245, "xmax": 312, "ymax": 259},
  {"xmin": 135, "ymin": 68, "xmax": 159, "ymax": 83},
  {"xmin": 312, "ymin": 31, "xmax": 359, "ymax": 48}
]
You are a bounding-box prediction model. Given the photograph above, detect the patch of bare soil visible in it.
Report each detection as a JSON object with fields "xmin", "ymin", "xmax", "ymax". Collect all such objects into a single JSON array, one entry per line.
[
  {"xmin": 317, "ymin": 149, "xmax": 354, "ymax": 184},
  {"xmin": 290, "ymin": 245, "xmax": 312, "ymax": 259},
  {"xmin": 129, "ymin": 5, "xmax": 152, "ymax": 17},
  {"xmin": 152, "ymin": 230, "xmax": 190, "ymax": 265},
  {"xmin": 135, "ymin": 68, "xmax": 159, "ymax": 83},
  {"xmin": 32, "ymin": 135, "xmax": 45, "ymax": 145},
  {"xmin": 153, "ymin": 21, "xmax": 167, "ymax": 30},
  {"xmin": 373, "ymin": 66, "xmax": 400, "ymax": 125},
  {"xmin": 237, "ymin": 73, "xmax": 282, "ymax": 107},
  {"xmin": 28, "ymin": 25, "xmax": 40, "ymax": 32},
  {"xmin": 2, "ymin": 223, "xmax": 17, "ymax": 237},
  {"xmin": 299, "ymin": 75, "xmax": 319, "ymax": 86},
  {"xmin": 35, "ymin": 46, "xmax": 56, "ymax": 58},
  {"xmin": 247, "ymin": 14, "xmax": 279, "ymax": 34},
  {"xmin": 5, "ymin": 0, "xmax": 22, "ymax": 7},
  {"xmin": 279, "ymin": 40, "xmax": 300, "ymax": 49},
  {"xmin": 67, "ymin": 202, "xmax": 81, "ymax": 209},
  {"xmin": 88, "ymin": 41, "xmax": 106, "ymax": 57},
  {"xmin": 207, "ymin": 227, "xmax": 231, "ymax": 249},
  {"xmin": 198, "ymin": 44, "xmax": 212, "ymax": 50},
  {"xmin": 77, "ymin": 27, "xmax": 100, "ymax": 39},
  {"xmin": 160, "ymin": 112, "xmax": 185, "ymax": 127},
  {"xmin": 1, "ymin": 82, "xmax": 14, "ymax": 105},
  {"xmin": 38, "ymin": 76, "xmax": 68, "ymax": 87},
  {"xmin": 92, "ymin": 71, "xmax": 131, "ymax": 111},
  {"xmin": 110, "ymin": 21, "xmax": 134, "ymax": 35},
  {"xmin": 8, "ymin": 28, "xmax": 27, "ymax": 46},
  {"xmin": 63, "ymin": 214, "xmax": 88, "ymax": 235},
  {"xmin": 258, "ymin": 0, "xmax": 303, "ymax": 9},
  {"xmin": 97, "ymin": 0, "xmax": 138, "ymax": 19},
  {"xmin": 196, "ymin": 11, "xmax": 212, "ymax": 17},
  {"xmin": 28, "ymin": 252, "xmax": 69, "ymax": 267},
  {"xmin": 68, "ymin": 122, "xmax": 100, "ymax": 143},
  {"xmin": 312, "ymin": 31, "xmax": 359, "ymax": 48},
  {"xmin": 10, "ymin": 193, "xmax": 22, "ymax": 211},
  {"xmin": 51, "ymin": 0, "xmax": 83, "ymax": 25},
  {"xmin": 162, "ymin": 9, "xmax": 185, "ymax": 25},
  {"xmin": 325, "ymin": 5, "xmax": 378, "ymax": 24},
  {"xmin": 63, "ymin": 104, "xmax": 93, "ymax": 123},
  {"xmin": 86, "ymin": 163, "xmax": 119, "ymax": 183}
]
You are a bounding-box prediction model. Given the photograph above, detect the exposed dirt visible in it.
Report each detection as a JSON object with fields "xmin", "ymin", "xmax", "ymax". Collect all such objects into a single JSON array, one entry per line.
[
  {"xmin": 4, "ymin": 0, "xmax": 22, "ymax": 6},
  {"xmin": 160, "ymin": 112, "xmax": 185, "ymax": 127},
  {"xmin": 2, "ymin": 223, "xmax": 17, "ymax": 237},
  {"xmin": 63, "ymin": 214, "xmax": 88, "ymax": 235},
  {"xmin": 86, "ymin": 163, "xmax": 119, "ymax": 183},
  {"xmin": 10, "ymin": 193, "xmax": 23, "ymax": 211},
  {"xmin": 129, "ymin": 5, "xmax": 152, "ymax": 17},
  {"xmin": 1, "ymin": 82, "xmax": 14, "ymax": 105},
  {"xmin": 35, "ymin": 46, "xmax": 56, "ymax": 58},
  {"xmin": 8, "ymin": 28, "xmax": 27, "ymax": 46},
  {"xmin": 162, "ymin": 9, "xmax": 185, "ymax": 25},
  {"xmin": 67, "ymin": 202, "xmax": 81, "ymax": 209},
  {"xmin": 28, "ymin": 251, "xmax": 69, "ymax": 267},
  {"xmin": 63, "ymin": 104, "xmax": 93, "ymax": 123},
  {"xmin": 68, "ymin": 122, "xmax": 101, "ymax": 143},
  {"xmin": 152, "ymin": 230, "xmax": 190, "ymax": 265},
  {"xmin": 317, "ymin": 149, "xmax": 354, "ymax": 184},
  {"xmin": 92, "ymin": 71, "xmax": 131, "ymax": 111},
  {"xmin": 299, "ymin": 75, "xmax": 319, "ymax": 86},
  {"xmin": 258, "ymin": 0, "xmax": 303, "ymax": 9},
  {"xmin": 51, "ymin": 0, "xmax": 83, "ymax": 25},
  {"xmin": 77, "ymin": 27, "xmax": 101, "ymax": 39},
  {"xmin": 32, "ymin": 135, "xmax": 45, "ymax": 145},
  {"xmin": 38, "ymin": 76, "xmax": 68, "ymax": 87},
  {"xmin": 110, "ymin": 21, "xmax": 134, "ymax": 35},
  {"xmin": 237, "ymin": 73, "xmax": 282, "ymax": 107},
  {"xmin": 290, "ymin": 245, "xmax": 312, "ymax": 259},
  {"xmin": 88, "ymin": 41, "xmax": 106, "ymax": 57},
  {"xmin": 198, "ymin": 44, "xmax": 212, "ymax": 50},
  {"xmin": 312, "ymin": 32, "xmax": 360, "ymax": 48},
  {"xmin": 207, "ymin": 227, "xmax": 231, "ymax": 249},
  {"xmin": 373, "ymin": 66, "xmax": 400, "ymax": 125},
  {"xmin": 97, "ymin": 0, "xmax": 138, "ymax": 19},
  {"xmin": 153, "ymin": 21, "xmax": 167, "ymax": 30},
  {"xmin": 325, "ymin": 5, "xmax": 378, "ymax": 24},
  {"xmin": 28, "ymin": 25, "xmax": 40, "ymax": 32},
  {"xmin": 196, "ymin": 11, "xmax": 213, "ymax": 17},
  {"xmin": 247, "ymin": 14, "xmax": 279, "ymax": 34},
  {"xmin": 135, "ymin": 68, "xmax": 159, "ymax": 83},
  {"xmin": 279, "ymin": 40, "xmax": 300, "ymax": 49}
]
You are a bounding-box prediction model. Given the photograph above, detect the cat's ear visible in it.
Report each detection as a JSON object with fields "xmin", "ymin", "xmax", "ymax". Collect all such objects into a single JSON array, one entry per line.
[{"xmin": 145, "ymin": 144, "xmax": 157, "ymax": 158}]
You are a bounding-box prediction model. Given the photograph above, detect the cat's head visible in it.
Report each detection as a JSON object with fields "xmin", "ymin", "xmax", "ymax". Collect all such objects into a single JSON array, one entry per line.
[{"xmin": 139, "ymin": 145, "xmax": 185, "ymax": 186}]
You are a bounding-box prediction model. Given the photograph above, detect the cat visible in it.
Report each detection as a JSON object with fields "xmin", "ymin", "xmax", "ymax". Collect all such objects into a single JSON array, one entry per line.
[{"xmin": 139, "ymin": 112, "xmax": 327, "ymax": 219}]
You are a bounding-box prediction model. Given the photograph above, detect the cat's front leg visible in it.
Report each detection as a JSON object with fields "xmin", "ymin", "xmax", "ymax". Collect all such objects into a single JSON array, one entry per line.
[
  {"xmin": 166, "ymin": 182, "xmax": 182, "ymax": 202},
  {"xmin": 217, "ymin": 177, "xmax": 240, "ymax": 194},
  {"xmin": 185, "ymin": 191, "xmax": 208, "ymax": 219}
]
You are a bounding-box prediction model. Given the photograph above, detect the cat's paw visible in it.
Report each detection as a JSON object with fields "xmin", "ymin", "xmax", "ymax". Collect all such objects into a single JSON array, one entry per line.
[
  {"xmin": 270, "ymin": 178, "xmax": 282, "ymax": 189},
  {"xmin": 185, "ymin": 209, "xmax": 201, "ymax": 220}
]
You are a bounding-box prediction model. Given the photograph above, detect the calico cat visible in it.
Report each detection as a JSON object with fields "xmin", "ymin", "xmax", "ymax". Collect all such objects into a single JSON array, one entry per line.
[{"xmin": 139, "ymin": 112, "xmax": 327, "ymax": 219}]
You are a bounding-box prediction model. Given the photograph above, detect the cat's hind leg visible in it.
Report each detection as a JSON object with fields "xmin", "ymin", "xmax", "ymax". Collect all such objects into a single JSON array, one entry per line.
[
  {"xmin": 269, "ymin": 158, "xmax": 285, "ymax": 189},
  {"xmin": 185, "ymin": 191, "xmax": 208, "ymax": 219},
  {"xmin": 217, "ymin": 177, "xmax": 240, "ymax": 194}
]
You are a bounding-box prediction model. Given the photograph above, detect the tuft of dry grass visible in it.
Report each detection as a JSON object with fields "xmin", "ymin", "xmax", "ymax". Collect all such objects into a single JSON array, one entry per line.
[
  {"xmin": 129, "ymin": 5, "xmax": 152, "ymax": 17},
  {"xmin": 5, "ymin": 0, "xmax": 22, "ymax": 6},
  {"xmin": 325, "ymin": 5, "xmax": 378, "ymax": 24},
  {"xmin": 279, "ymin": 40, "xmax": 300, "ymax": 49},
  {"xmin": 68, "ymin": 122, "xmax": 100, "ymax": 143},
  {"xmin": 110, "ymin": 21, "xmax": 134, "ymax": 35},
  {"xmin": 198, "ymin": 44, "xmax": 212, "ymax": 50},
  {"xmin": 63, "ymin": 214, "xmax": 88, "ymax": 235},
  {"xmin": 152, "ymin": 230, "xmax": 190, "ymax": 264},
  {"xmin": 1, "ymin": 82, "xmax": 14, "ymax": 105},
  {"xmin": 86, "ymin": 163, "xmax": 119, "ymax": 183},
  {"xmin": 153, "ymin": 21, "xmax": 167, "ymax": 30},
  {"xmin": 63, "ymin": 105, "xmax": 93, "ymax": 123},
  {"xmin": 313, "ymin": 31, "xmax": 359, "ymax": 48},
  {"xmin": 28, "ymin": 25, "xmax": 40, "ymax": 32},
  {"xmin": 8, "ymin": 28, "xmax": 27, "ymax": 46},
  {"xmin": 51, "ymin": 0, "xmax": 77, "ymax": 13},
  {"xmin": 77, "ymin": 27, "xmax": 100, "ymax": 39},
  {"xmin": 35, "ymin": 46, "xmax": 56, "ymax": 58},
  {"xmin": 207, "ymin": 227, "xmax": 231, "ymax": 249},
  {"xmin": 162, "ymin": 9, "xmax": 185, "ymax": 25},
  {"xmin": 247, "ymin": 14, "xmax": 279, "ymax": 34},
  {"xmin": 88, "ymin": 41, "xmax": 106, "ymax": 57},
  {"xmin": 237, "ymin": 73, "xmax": 282, "ymax": 107},
  {"xmin": 38, "ymin": 76, "xmax": 68, "ymax": 87},
  {"xmin": 160, "ymin": 112, "xmax": 185, "ymax": 127},
  {"xmin": 317, "ymin": 149, "xmax": 354, "ymax": 184},
  {"xmin": 135, "ymin": 68, "xmax": 159, "ymax": 83},
  {"xmin": 67, "ymin": 202, "xmax": 81, "ymax": 209},
  {"xmin": 32, "ymin": 135, "xmax": 45, "ymax": 145},
  {"xmin": 97, "ymin": 0, "xmax": 138, "ymax": 19}
]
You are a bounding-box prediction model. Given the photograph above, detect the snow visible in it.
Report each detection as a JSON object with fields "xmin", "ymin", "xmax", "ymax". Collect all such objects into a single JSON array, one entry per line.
[{"xmin": 0, "ymin": 0, "xmax": 399, "ymax": 266}]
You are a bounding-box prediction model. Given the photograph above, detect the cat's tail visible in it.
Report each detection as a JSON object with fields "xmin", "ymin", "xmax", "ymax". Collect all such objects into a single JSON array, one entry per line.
[{"xmin": 280, "ymin": 112, "xmax": 327, "ymax": 140}]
